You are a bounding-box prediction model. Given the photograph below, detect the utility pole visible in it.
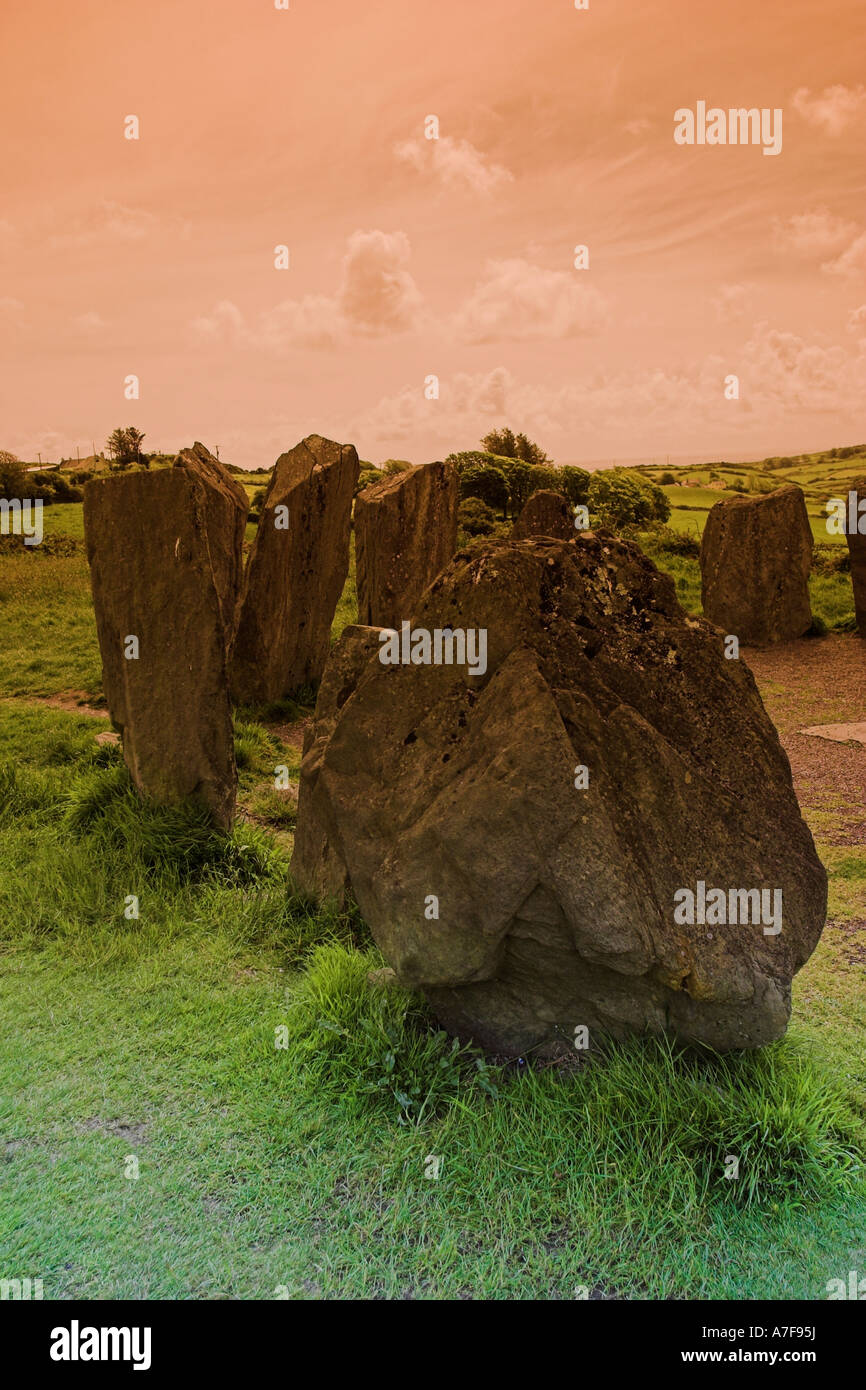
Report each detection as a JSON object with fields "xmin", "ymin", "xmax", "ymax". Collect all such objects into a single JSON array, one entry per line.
[{"xmin": 37, "ymin": 452, "xmax": 42, "ymax": 466}]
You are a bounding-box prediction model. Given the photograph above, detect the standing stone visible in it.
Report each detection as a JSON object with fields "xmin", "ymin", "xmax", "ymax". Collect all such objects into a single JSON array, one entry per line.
[
  {"xmin": 173, "ymin": 443, "xmax": 249, "ymax": 643},
  {"xmin": 290, "ymin": 624, "xmax": 386, "ymax": 904},
  {"xmin": 700, "ymin": 485, "xmax": 813, "ymax": 643},
  {"xmin": 230, "ymin": 435, "xmax": 359, "ymax": 703},
  {"xmin": 512, "ymin": 489, "xmax": 575, "ymax": 541},
  {"xmin": 292, "ymin": 533, "xmax": 826, "ymax": 1055},
  {"xmin": 84, "ymin": 468, "xmax": 238, "ymax": 830},
  {"xmin": 354, "ymin": 461, "xmax": 458, "ymax": 629},
  {"xmin": 845, "ymin": 476, "xmax": 866, "ymax": 637}
]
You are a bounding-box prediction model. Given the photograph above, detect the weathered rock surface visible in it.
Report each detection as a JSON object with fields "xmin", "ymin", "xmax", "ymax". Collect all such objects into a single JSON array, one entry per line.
[
  {"xmin": 354, "ymin": 461, "xmax": 459, "ymax": 628},
  {"xmin": 846, "ymin": 476, "xmax": 866, "ymax": 637},
  {"xmin": 84, "ymin": 468, "xmax": 238, "ymax": 830},
  {"xmin": 512, "ymin": 489, "xmax": 575, "ymax": 541},
  {"xmin": 173, "ymin": 443, "xmax": 249, "ymax": 642},
  {"xmin": 700, "ymin": 485, "xmax": 813, "ymax": 643},
  {"xmin": 230, "ymin": 435, "xmax": 359, "ymax": 702},
  {"xmin": 292, "ymin": 533, "xmax": 827, "ymax": 1054},
  {"xmin": 291, "ymin": 624, "xmax": 386, "ymax": 904}
]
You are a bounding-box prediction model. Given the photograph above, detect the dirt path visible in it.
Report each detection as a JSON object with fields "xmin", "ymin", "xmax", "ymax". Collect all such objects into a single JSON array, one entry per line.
[{"xmin": 745, "ymin": 635, "xmax": 866, "ymax": 846}]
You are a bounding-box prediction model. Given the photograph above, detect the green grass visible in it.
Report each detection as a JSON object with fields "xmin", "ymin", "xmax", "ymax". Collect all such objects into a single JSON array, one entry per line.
[
  {"xmin": 0, "ymin": 701, "xmax": 863, "ymax": 1299},
  {"xmin": 1, "ymin": 468, "xmax": 865, "ymax": 1300}
]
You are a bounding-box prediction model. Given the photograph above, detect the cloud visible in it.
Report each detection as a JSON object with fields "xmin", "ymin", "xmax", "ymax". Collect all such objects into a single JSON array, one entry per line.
[
  {"xmin": 624, "ymin": 117, "xmax": 653, "ymax": 136},
  {"xmin": 454, "ymin": 258, "xmax": 608, "ymax": 342},
  {"xmin": 337, "ymin": 229, "xmax": 423, "ymax": 334},
  {"xmin": 712, "ymin": 284, "xmax": 750, "ymax": 323},
  {"xmin": 191, "ymin": 229, "xmax": 423, "ymax": 350},
  {"xmin": 351, "ymin": 325, "xmax": 866, "ymax": 454},
  {"xmin": 773, "ymin": 208, "xmax": 860, "ymax": 257},
  {"xmin": 73, "ymin": 311, "xmax": 108, "ymax": 333},
  {"xmin": 395, "ymin": 135, "xmax": 513, "ymax": 194},
  {"xmin": 848, "ymin": 305, "xmax": 866, "ymax": 332},
  {"xmin": 822, "ymin": 232, "xmax": 866, "ymax": 277},
  {"xmin": 48, "ymin": 200, "xmax": 160, "ymax": 250},
  {"xmin": 792, "ymin": 84, "xmax": 866, "ymax": 136}
]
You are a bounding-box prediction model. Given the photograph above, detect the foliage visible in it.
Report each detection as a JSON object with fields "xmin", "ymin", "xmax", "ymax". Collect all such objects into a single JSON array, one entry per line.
[
  {"xmin": 355, "ymin": 466, "xmax": 382, "ymax": 496},
  {"xmin": 589, "ymin": 469, "xmax": 671, "ymax": 529},
  {"xmin": 0, "ymin": 452, "xmax": 29, "ymax": 499},
  {"xmin": 105, "ymin": 426, "xmax": 147, "ymax": 470},
  {"xmin": 480, "ymin": 427, "xmax": 551, "ymax": 467},
  {"xmin": 458, "ymin": 496, "xmax": 499, "ymax": 536}
]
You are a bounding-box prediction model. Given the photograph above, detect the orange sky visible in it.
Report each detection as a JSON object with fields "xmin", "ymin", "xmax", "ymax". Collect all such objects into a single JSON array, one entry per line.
[{"xmin": 2, "ymin": 0, "xmax": 865, "ymax": 468}]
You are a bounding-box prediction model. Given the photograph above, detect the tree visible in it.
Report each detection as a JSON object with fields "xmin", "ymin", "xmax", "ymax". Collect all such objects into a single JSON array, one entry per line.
[
  {"xmin": 480, "ymin": 428, "xmax": 551, "ymax": 467},
  {"xmin": 588, "ymin": 469, "xmax": 669, "ymax": 530},
  {"xmin": 106, "ymin": 427, "xmax": 147, "ymax": 470},
  {"xmin": 0, "ymin": 450, "xmax": 27, "ymax": 500},
  {"xmin": 458, "ymin": 462, "xmax": 510, "ymax": 518},
  {"xmin": 458, "ymin": 497, "xmax": 499, "ymax": 536}
]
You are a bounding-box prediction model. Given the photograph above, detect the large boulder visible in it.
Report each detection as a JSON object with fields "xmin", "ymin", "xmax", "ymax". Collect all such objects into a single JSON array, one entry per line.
[
  {"xmin": 700, "ymin": 485, "xmax": 813, "ymax": 643},
  {"xmin": 84, "ymin": 468, "xmax": 238, "ymax": 830},
  {"xmin": 845, "ymin": 476, "xmax": 866, "ymax": 637},
  {"xmin": 173, "ymin": 443, "xmax": 249, "ymax": 642},
  {"xmin": 292, "ymin": 533, "xmax": 826, "ymax": 1055},
  {"xmin": 354, "ymin": 461, "xmax": 458, "ymax": 628},
  {"xmin": 230, "ymin": 435, "xmax": 359, "ymax": 702},
  {"xmin": 512, "ymin": 489, "xmax": 574, "ymax": 541}
]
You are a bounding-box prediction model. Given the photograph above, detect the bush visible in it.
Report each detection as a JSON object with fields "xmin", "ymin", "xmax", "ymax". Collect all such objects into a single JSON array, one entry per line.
[
  {"xmin": 458, "ymin": 461, "xmax": 510, "ymax": 517},
  {"xmin": 355, "ymin": 466, "xmax": 382, "ymax": 496},
  {"xmin": 659, "ymin": 470, "xmax": 677, "ymax": 486},
  {"xmin": 588, "ymin": 469, "xmax": 670, "ymax": 530},
  {"xmin": 650, "ymin": 525, "xmax": 701, "ymax": 558},
  {"xmin": 248, "ymin": 486, "xmax": 267, "ymax": 520},
  {"xmin": 0, "ymin": 453, "xmax": 30, "ymax": 499},
  {"xmin": 448, "ymin": 451, "xmax": 587, "ymax": 519},
  {"xmin": 381, "ymin": 459, "xmax": 413, "ymax": 476},
  {"xmin": 31, "ymin": 470, "xmax": 83, "ymax": 503},
  {"xmin": 458, "ymin": 497, "xmax": 498, "ymax": 536}
]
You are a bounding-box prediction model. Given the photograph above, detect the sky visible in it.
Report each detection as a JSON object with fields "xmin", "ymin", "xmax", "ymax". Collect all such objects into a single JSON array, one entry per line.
[{"xmin": 2, "ymin": 0, "xmax": 866, "ymax": 469}]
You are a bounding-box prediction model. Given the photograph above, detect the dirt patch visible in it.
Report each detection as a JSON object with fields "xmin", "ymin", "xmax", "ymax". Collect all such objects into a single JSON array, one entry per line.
[
  {"xmin": 262, "ymin": 718, "xmax": 310, "ymax": 750},
  {"xmin": 80, "ymin": 1117, "xmax": 148, "ymax": 1144},
  {"xmin": 32, "ymin": 691, "xmax": 108, "ymax": 718},
  {"xmin": 745, "ymin": 636, "xmax": 866, "ymax": 846}
]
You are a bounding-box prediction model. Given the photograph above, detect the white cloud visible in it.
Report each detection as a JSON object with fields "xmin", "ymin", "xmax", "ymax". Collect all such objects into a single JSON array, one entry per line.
[
  {"xmin": 395, "ymin": 135, "xmax": 513, "ymax": 194},
  {"xmin": 774, "ymin": 208, "xmax": 860, "ymax": 257},
  {"xmin": 191, "ymin": 229, "xmax": 423, "ymax": 351},
  {"xmin": 822, "ymin": 232, "xmax": 866, "ymax": 277},
  {"xmin": 847, "ymin": 305, "xmax": 866, "ymax": 332},
  {"xmin": 454, "ymin": 258, "xmax": 607, "ymax": 343},
  {"xmin": 792, "ymin": 84, "xmax": 866, "ymax": 136},
  {"xmin": 351, "ymin": 325, "xmax": 866, "ymax": 454},
  {"xmin": 73, "ymin": 311, "xmax": 108, "ymax": 333}
]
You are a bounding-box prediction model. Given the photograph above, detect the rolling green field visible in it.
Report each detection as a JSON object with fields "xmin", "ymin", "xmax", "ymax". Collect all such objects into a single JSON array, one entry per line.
[{"xmin": 1, "ymin": 454, "xmax": 864, "ymax": 1300}]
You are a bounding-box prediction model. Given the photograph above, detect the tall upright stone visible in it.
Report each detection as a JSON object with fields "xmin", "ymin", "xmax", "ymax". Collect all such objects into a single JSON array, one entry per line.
[
  {"xmin": 700, "ymin": 485, "xmax": 813, "ymax": 643},
  {"xmin": 83, "ymin": 467, "xmax": 239, "ymax": 830},
  {"xmin": 845, "ymin": 476, "xmax": 866, "ymax": 637},
  {"xmin": 173, "ymin": 443, "xmax": 249, "ymax": 642},
  {"xmin": 230, "ymin": 435, "xmax": 359, "ymax": 703},
  {"xmin": 512, "ymin": 489, "xmax": 575, "ymax": 541},
  {"xmin": 354, "ymin": 461, "xmax": 458, "ymax": 629}
]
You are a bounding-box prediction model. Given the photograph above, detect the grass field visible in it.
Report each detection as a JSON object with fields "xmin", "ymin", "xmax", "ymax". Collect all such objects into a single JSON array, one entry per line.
[{"xmin": 1, "ymin": 460, "xmax": 864, "ymax": 1300}]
